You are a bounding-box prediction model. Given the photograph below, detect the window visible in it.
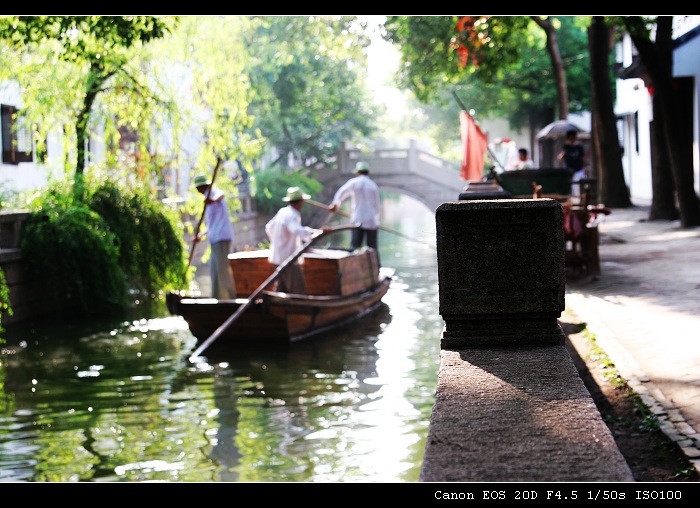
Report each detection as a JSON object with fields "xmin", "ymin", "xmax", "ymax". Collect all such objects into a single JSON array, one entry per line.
[
  {"xmin": 1, "ymin": 104, "xmax": 34, "ymax": 164},
  {"xmin": 118, "ymin": 124, "xmax": 139, "ymax": 151}
]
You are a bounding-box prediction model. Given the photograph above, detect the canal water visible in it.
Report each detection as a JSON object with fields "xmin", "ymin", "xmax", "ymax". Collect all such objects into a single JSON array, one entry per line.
[{"xmin": 0, "ymin": 193, "xmax": 443, "ymax": 482}]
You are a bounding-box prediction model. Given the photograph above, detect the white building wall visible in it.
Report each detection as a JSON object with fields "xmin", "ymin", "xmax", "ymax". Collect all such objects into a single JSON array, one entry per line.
[
  {"xmin": 0, "ymin": 82, "xmax": 53, "ymax": 195},
  {"xmin": 615, "ymin": 75, "xmax": 654, "ymax": 206},
  {"xmin": 673, "ymin": 31, "xmax": 700, "ymax": 197},
  {"xmin": 615, "ymin": 20, "xmax": 700, "ymax": 207}
]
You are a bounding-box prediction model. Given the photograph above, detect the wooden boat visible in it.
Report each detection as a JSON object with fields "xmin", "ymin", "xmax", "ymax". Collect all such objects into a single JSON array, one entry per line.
[{"xmin": 166, "ymin": 246, "xmax": 393, "ymax": 347}]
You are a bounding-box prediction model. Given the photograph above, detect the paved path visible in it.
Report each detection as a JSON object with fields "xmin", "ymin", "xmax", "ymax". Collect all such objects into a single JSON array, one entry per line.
[{"xmin": 565, "ymin": 206, "xmax": 700, "ymax": 473}]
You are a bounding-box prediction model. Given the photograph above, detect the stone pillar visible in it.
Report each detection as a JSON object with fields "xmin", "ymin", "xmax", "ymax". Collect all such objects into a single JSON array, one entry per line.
[{"xmin": 435, "ymin": 199, "xmax": 565, "ymax": 348}]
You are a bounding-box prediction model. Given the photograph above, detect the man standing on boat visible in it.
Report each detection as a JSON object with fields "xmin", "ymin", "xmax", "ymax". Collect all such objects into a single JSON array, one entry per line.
[
  {"xmin": 266, "ymin": 187, "xmax": 324, "ymax": 294},
  {"xmin": 193, "ymin": 174, "xmax": 237, "ymax": 300},
  {"xmin": 328, "ymin": 161, "xmax": 381, "ymax": 266}
]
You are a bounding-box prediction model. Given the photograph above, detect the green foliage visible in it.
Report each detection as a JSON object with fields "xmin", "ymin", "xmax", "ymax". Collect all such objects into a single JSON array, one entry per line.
[
  {"xmin": 244, "ymin": 16, "xmax": 379, "ymax": 166},
  {"xmin": 19, "ymin": 176, "xmax": 187, "ymax": 318},
  {"xmin": 20, "ymin": 187, "xmax": 126, "ymax": 317},
  {"xmin": 384, "ymin": 16, "xmax": 591, "ymax": 132},
  {"xmin": 626, "ymin": 393, "xmax": 661, "ymax": 432},
  {"xmin": 0, "ymin": 16, "xmax": 176, "ymax": 56},
  {"xmin": 383, "ymin": 16, "xmax": 463, "ymax": 103},
  {"xmin": 674, "ymin": 466, "xmax": 697, "ymax": 480},
  {"xmin": 0, "ymin": 184, "xmax": 19, "ymax": 336},
  {"xmin": 250, "ymin": 164, "xmax": 323, "ymax": 215},
  {"xmin": 0, "ymin": 16, "xmax": 179, "ymax": 180},
  {"xmin": 0, "ymin": 268, "xmax": 11, "ymax": 337},
  {"xmin": 0, "ymin": 16, "xmax": 374, "ymax": 201},
  {"xmin": 87, "ymin": 179, "xmax": 187, "ymax": 297},
  {"xmin": 553, "ymin": 16, "xmax": 592, "ymax": 114},
  {"xmin": 0, "ymin": 362, "xmax": 14, "ymax": 416}
]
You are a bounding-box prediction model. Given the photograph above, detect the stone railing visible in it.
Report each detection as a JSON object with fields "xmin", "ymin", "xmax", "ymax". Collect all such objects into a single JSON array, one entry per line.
[{"xmin": 419, "ymin": 199, "xmax": 634, "ymax": 482}]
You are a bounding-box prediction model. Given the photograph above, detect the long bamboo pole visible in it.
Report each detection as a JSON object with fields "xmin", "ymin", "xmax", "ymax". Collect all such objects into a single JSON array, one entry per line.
[
  {"xmin": 305, "ymin": 198, "xmax": 434, "ymax": 247},
  {"xmin": 185, "ymin": 157, "xmax": 223, "ymax": 281},
  {"xmin": 188, "ymin": 224, "xmax": 356, "ymax": 362}
]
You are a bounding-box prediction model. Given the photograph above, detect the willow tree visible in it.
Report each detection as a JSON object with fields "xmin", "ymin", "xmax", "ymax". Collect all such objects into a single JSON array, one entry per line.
[
  {"xmin": 144, "ymin": 17, "xmax": 266, "ymax": 198},
  {"xmin": 0, "ymin": 16, "xmax": 177, "ymax": 196}
]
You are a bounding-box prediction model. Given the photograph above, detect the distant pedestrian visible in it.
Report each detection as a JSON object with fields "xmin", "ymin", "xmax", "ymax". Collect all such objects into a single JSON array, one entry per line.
[
  {"xmin": 328, "ymin": 161, "xmax": 381, "ymax": 266},
  {"xmin": 193, "ymin": 174, "xmax": 237, "ymax": 300},
  {"xmin": 558, "ymin": 129, "xmax": 586, "ymax": 173},
  {"xmin": 515, "ymin": 148, "xmax": 535, "ymax": 169},
  {"xmin": 558, "ymin": 129, "xmax": 587, "ymax": 194}
]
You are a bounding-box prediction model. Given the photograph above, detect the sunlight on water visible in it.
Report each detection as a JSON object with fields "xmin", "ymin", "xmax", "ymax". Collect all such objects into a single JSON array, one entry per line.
[{"xmin": 0, "ymin": 193, "xmax": 442, "ymax": 482}]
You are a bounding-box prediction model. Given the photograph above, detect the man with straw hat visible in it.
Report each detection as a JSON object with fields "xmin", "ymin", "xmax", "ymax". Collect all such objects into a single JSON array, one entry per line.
[
  {"xmin": 265, "ymin": 186, "xmax": 323, "ymax": 294},
  {"xmin": 193, "ymin": 174, "xmax": 237, "ymax": 300}
]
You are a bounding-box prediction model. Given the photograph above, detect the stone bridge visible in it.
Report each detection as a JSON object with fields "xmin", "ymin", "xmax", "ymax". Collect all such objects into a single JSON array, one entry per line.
[{"xmin": 306, "ymin": 140, "xmax": 465, "ymax": 227}]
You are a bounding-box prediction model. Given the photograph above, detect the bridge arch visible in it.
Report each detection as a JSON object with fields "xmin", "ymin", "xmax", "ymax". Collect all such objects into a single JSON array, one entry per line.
[{"xmin": 306, "ymin": 140, "xmax": 465, "ymax": 227}]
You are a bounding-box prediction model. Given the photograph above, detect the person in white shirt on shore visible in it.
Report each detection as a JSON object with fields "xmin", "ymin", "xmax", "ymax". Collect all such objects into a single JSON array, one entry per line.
[{"xmin": 515, "ymin": 148, "xmax": 535, "ymax": 169}]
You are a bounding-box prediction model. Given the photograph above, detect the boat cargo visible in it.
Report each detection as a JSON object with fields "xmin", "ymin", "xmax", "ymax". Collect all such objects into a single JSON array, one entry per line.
[{"xmin": 167, "ymin": 247, "xmax": 393, "ymax": 347}]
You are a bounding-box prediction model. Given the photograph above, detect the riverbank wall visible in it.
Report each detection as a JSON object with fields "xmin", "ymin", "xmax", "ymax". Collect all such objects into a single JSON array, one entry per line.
[{"xmin": 0, "ymin": 210, "xmax": 44, "ymax": 325}]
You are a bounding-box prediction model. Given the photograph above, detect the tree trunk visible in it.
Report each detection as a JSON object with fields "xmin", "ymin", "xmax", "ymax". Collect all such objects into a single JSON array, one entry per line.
[
  {"xmin": 532, "ymin": 17, "xmax": 568, "ymax": 120},
  {"xmin": 648, "ymin": 101, "xmax": 680, "ymax": 220},
  {"xmin": 75, "ymin": 64, "xmax": 114, "ymax": 191},
  {"xmin": 627, "ymin": 16, "xmax": 700, "ymax": 227},
  {"xmin": 653, "ymin": 18, "xmax": 700, "ymax": 226},
  {"xmin": 73, "ymin": 95, "xmax": 94, "ymax": 201},
  {"xmin": 588, "ymin": 17, "xmax": 632, "ymax": 208},
  {"xmin": 75, "ymin": 97, "xmax": 92, "ymax": 179}
]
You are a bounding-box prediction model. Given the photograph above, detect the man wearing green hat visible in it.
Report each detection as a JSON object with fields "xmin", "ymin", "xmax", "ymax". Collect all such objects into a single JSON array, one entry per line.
[
  {"xmin": 265, "ymin": 186, "xmax": 322, "ymax": 294},
  {"xmin": 328, "ymin": 161, "xmax": 381, "ymax": 266},
  {"xmin": 193, "ymin": 174, "xmax": 237, "ymax": 299}
]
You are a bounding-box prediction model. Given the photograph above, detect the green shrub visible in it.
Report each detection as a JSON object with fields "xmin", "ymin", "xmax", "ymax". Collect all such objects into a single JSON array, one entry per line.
[
  {"xmin": 251, "ymin": 164, "xmax": 322, "ymax": 214},
  {"xmin": 88, "ymin": 180, "xmax": 186, "ymax": 297},
  {"xmin": 19, "ymin": 176, "xmax": 187, "ymax": 318},
  {"xmin": 0, "ymin": 268, "xmax": 10, "ymax": 338}
]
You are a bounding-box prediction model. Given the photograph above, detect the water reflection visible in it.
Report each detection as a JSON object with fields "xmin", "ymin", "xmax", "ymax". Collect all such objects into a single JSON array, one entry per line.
[
  {"xmin": 200, "ymin": 305, "xmax": 391, "ymax": 482},
  {"xmin": 0, "ymin": 193, "xmax": 442, "ymax": 482}
]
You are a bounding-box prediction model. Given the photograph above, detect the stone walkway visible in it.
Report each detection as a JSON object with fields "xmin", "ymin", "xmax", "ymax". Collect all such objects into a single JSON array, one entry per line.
[{"xmin": 565, "ymin": 206, "xmax": 700, "ymax": 474}]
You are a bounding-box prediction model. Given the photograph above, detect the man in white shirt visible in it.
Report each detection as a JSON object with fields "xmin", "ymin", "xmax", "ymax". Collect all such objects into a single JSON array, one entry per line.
[
  {"xmin": 329, "ymin": 161, "xmax": 381, "ymax": 266},
  {"xmin": 515, "ymin": 148, "xmax": 535, "ymax": 169},
  {"xmin": 265, "ymin": 187, "xmax": 321, "ymax": 294}
]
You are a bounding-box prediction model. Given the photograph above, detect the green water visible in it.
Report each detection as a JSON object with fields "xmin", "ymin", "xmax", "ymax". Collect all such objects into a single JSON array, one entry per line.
[{"xmin": 0, "ymin": 193, "xmax": 442, "ymax": 482}]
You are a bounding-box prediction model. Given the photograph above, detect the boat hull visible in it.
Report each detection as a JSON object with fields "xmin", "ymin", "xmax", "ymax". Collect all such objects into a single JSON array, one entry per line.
[{"xmin": 167, "ymin": 247, "xmax": 393, "ymax": 346}]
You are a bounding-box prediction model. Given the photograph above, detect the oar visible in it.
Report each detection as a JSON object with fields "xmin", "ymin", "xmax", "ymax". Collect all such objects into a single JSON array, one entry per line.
[
  {"xmin": 188, "ymin": 223, "xmax": 357, "ymax": 362},
  {"xmin": 306, "ymin": 198, "xmax": 434, "ymax": 247},
  {"xmin": 185, "ymin": 157, "xmax": 224, "ymax": 281}
]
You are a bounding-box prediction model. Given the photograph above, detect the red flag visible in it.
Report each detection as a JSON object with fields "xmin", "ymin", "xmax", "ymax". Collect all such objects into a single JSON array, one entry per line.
[{"xmin": 460, "ymin": 110, "xmax": 489, "ymax": 181}]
